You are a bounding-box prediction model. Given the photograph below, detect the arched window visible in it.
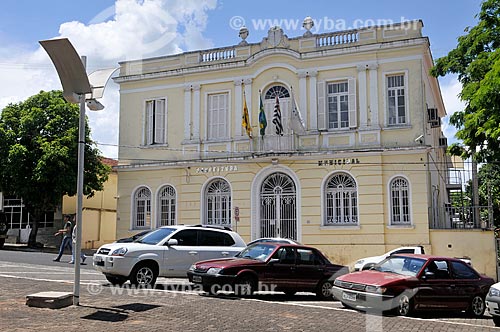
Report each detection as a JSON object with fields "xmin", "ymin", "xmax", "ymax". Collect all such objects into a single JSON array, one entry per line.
[
  {"xmin": 158, "ymin": 185, "xmax": 176, "ymax": 226},
  {"xmin": 133, "ymin": 187, "xmax": 151, "ymax": 229},
  {"xmin": 324, "ymin": 172, "xmax": 358, "ymax": 226},
  {"xmin": 390, "ymin": 177, "xmax": 410, "ymax": 225},
  {"xmin": 205, "ymin": 179, "xmax": 231, "ymax": 226},
  {"xmin": 265, "ymin": 86, "xmax": 290, "ymax": 99}
]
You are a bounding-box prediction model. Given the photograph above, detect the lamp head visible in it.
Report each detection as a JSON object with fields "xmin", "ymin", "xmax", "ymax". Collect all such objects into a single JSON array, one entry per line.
[{"xmin": 86, "ymin": 98, "xmax": 105, "ymax": 111}]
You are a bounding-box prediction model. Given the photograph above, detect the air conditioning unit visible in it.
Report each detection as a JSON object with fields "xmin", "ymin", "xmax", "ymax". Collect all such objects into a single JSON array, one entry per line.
[
  {"xmin": 439, "ymin": 137, "xmax": 447, "ymax": 147},
  {"xmin": 427, "ymin": 108, "xmax": 441, "ymax": 127},
  {"xmin": 431, "ymin": 117, "xmax": 442, "ymax": 128},
  {"xmin": 427, "ymin": 108, "xmax": 438, "ymax": 121}
]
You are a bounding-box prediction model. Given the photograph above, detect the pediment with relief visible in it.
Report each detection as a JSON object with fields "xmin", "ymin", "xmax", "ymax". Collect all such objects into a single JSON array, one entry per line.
[{"xmin": 261, "ymin": 26, "xmax": 290, "ymax": 49}]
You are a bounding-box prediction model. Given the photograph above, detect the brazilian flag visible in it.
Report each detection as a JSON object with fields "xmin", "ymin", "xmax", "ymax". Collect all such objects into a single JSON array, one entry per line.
[{"xmin": 259, "ymin": 95, "xmax": 267, "ymax": 137}]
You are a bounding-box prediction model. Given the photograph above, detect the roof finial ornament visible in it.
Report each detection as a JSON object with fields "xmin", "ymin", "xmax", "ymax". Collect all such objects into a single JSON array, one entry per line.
[
  {"xmin": 239, "ymin": 26, "xmax": 249, "ymax": 46},
  {"xmin": 303, "ymin": 16, "xmax": 314, "ymax": 37}
]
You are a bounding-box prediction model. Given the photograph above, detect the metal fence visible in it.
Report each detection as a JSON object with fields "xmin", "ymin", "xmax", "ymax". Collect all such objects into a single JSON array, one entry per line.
[{"xmin": 430, "ymin": 205, "xmax": 492, "ymax": 230}]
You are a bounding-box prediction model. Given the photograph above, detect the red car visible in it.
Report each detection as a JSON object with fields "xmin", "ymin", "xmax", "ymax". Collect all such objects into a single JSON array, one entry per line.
[
  {"xmin": 332, "ymin": 254, "xmax": 495, "ymax": 317},
  {"xmin": 187, "ymin": 243, "xmax": 348, "ymax": 299}
]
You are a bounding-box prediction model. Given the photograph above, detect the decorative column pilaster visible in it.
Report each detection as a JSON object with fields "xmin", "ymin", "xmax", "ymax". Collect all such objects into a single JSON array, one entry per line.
[
  {"xmin": 298, "ymin": 71, "xmax": 308, "ymax": 129},
  {"xmin": 243, "ymin": 78, "xmax": 253, "ymax": 136},
  {"xmin": 234, "ymin": 79, "xmax": 243, "ymax": 137},
  {"xmin": 368, "ymin": 63, "xmax": 379, "ymax": 128},
  {"xmin": 357, "ymin": 64, "xmax": 368, "ymax": 129},
  {"xmin": 192, "ymin": 84, "xmax": 201, "ymax": 140},
  {"xmin": 184, "ymin": 85, "xmax": 192, "ymax": 141},
  {"xmin": 308, "ymin": 70, "xmax": 318, "ymax": 130}
]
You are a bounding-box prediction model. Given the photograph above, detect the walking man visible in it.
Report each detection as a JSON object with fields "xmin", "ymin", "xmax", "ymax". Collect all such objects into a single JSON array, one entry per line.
[{"xmin": 53, "ymin": 215, "xmax": 72, "ymax": 262}]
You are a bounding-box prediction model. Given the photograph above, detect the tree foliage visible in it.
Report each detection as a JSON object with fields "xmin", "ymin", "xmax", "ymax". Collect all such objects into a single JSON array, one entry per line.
[
  {"xmin": 431, "ymin": 0, "xmax": 500, "ymax": 162},
  {"xmin": 0, "ymin": 90, "xmax": 110, "ymax": 245}
]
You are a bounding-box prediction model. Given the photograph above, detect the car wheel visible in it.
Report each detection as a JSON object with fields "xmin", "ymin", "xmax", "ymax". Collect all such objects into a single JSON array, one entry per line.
[
  {"xmin": 105, "ymin": 275, "xmax": 127, "ymax": 286},
  {"xmin": 466, "ymin": 295, "xmax": 485, "ymax": 317},
  {"xmin": 397, "ymin": 293, "xmax": 414, "ymax": 317},
  {"xmin": 129, "ymin": 263, "xmax": 158, "ymax": 288},
  {"xmin": 493, "ymin": 316, "xmax": 500, "ymax": 327},
  {"xmin": 316, "ymin": 279, "xmax": 334, "ymax": 300},
  {"xmin": 234, "ymin": 275, "xmax": 256, "ymax": 296}
]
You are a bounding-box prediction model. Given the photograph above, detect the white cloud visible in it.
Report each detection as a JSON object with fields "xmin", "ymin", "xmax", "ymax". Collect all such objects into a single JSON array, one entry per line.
[
  {"xmin": 0, "ymin": 0, "xmax": 218, "ymax": 158},
  {"xmin": 439, "ymin": 77, "xmax": 465, "ymax": 145}
]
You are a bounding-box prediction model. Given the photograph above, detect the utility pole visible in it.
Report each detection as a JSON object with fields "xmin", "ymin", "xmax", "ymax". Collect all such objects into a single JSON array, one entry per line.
[
  {"xmin": 472, "ymin": 151, "xmax": 480, "ymax": 228},
  {"xmin": 488, "ymin": 181, "xmax": 493, "ymax": 229}
]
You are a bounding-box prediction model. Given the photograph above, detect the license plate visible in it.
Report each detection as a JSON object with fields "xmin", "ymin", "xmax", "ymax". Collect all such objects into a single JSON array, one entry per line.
[
  {"xmin": 488, "ymin": 302, "xmax": 499, "ymax": 309},
  {"xmin": 342, "ymin": 292, "xmax": 357, "ymax": 301},
  {"xmin": 192, "ymin": 275, "xmax": 202, "ymax": 283},
  {"xmin": 96, "ymin": 261, "xmax": 104, "ymax": 266}
]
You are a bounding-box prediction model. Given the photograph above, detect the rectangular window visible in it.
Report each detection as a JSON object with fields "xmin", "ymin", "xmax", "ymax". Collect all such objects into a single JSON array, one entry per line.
[
  {"xmin": 144, "ymin": 98, "xmax": 167, "ymax": 145},
  {"xmin": 327, "ymin": 82, "xmax": 349, "ymax": 129},
  {"xmin": 207, "ymin": 93, "xmax": 228, "ymax": 140},
  {"xmin": 3, "ymin": 196, "xmax": 54, "ymax": 229},
  {"xmin": 387, "ymin": 75, "xmax": 406, "ymax": 125}
]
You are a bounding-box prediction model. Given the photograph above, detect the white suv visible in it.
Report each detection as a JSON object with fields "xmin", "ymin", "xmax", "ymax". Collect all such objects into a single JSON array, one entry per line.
[{"xmin": 93, "ymin": 225, "xmax": 246, "ymax": 287}]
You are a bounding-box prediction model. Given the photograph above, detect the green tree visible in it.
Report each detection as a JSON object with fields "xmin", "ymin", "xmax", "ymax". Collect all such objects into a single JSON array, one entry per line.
[
  {"xmin": 431, "ymin": 0, "xmax": 500, "ymax": 162},
  {"xmin": 0, "ymin": 90, "xmax": 110, "ymax": 246}
]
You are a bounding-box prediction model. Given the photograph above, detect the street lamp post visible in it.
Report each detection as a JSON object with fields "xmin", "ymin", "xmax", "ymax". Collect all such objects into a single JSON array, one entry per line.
[{"xmin": 40, "ymin": 38, "xmax": 116, "ymax": 305}]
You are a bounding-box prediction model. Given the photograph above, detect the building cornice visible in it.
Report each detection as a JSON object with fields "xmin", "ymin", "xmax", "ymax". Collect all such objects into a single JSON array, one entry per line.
[
  {"xmin": 114, "ymin": 38, "xmax": 428, "ymax": 84},
  {"xmin": 115, "ymin": 146, "xmax": 430, "ymax": 171}
]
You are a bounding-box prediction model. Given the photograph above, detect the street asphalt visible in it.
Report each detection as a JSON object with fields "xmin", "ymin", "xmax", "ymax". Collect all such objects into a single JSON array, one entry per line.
[{"xmin": 0, "ymin": 247, "xmax": 498, "ymax": 331}]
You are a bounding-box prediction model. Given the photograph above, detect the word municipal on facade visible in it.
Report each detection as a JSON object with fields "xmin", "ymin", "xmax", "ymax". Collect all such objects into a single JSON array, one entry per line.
[
  {"xmin": 195, "ymin": 165, "xmax": 239, "ymax": 174},
  {"xmin": 318, "ymin": 159, "xmax": 360, "ymax": 166}
]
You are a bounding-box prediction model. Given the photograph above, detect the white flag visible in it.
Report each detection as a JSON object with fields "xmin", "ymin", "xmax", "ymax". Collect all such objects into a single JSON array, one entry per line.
[{"xmin": 290, "ymin": 90, "xmax": 306, "ymax": 134}]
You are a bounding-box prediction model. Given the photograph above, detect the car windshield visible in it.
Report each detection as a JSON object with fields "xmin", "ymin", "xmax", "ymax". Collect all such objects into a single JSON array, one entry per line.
[
  {"xmin": 236, "ymin": 244, "xmax": 276, "ymax": 261},
  {"xmin": 135, "ymin": 228, "xmax": 176, "ymax": 245},
  {"xmin": 373, "ymin": 256, "xmax": 426, "ymax": 277}
]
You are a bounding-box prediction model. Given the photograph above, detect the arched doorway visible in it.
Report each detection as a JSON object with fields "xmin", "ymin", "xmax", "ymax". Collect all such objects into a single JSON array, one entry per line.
[{"xmin": 259, "ymin": 172, "xmax": 297, "ymax": 240}]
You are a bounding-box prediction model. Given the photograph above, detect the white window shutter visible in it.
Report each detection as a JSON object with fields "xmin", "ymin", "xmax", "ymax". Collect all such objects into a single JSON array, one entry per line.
[
  {"xmin": 317, "ymin": 81, "xmax": 326, "ymax": 130},
  {"xmin": 146, "ymin": 101, "xmax": 154, "ymax": 145},
  {"xmin": 223, "ymin": 94, "xmax": 228, "ymax": 138},
  {"xmin": 208, "ymin": 95, "xmax": 216, "ymax": 139},
  {"xmin": 348, "ymin": 77, "xmax": 357, "ymax": 128},
  {"xmin": 155, "ymin": 99, "xmax": 166, "ymax": 144}
]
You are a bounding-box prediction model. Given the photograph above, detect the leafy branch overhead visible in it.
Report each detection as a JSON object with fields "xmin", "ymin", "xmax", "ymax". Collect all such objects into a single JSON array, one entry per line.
[{"xmin": 431, "ymin": 0, "xmax": 500, "ymax": 162}]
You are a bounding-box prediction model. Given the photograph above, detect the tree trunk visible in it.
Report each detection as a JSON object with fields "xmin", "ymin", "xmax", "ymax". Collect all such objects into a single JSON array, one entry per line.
[{"xmin": 27, "ymin": 208, "xmax": 41, "ymax": 248}]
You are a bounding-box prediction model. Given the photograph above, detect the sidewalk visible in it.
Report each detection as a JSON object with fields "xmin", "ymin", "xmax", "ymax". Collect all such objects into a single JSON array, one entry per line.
[
  {"xmin": 0, "ymin": 270, "xmax": 495, "ymax": 332},
  {"xmin": 2, "ymin": 243, "xmax": 96, "ymax": 256}
]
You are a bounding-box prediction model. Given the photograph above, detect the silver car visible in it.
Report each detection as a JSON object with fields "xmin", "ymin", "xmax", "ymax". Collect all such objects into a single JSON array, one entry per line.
[
  {"xmin": 486, "ymin": 282, "xmax": 500, "ymax": 326},
  {"xmin": 93, "ymin": 225, "xmax": 246, "ymax": 287}
]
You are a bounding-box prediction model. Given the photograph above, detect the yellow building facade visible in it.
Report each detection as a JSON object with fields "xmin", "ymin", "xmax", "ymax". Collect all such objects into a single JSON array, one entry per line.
[
  {"xmin": 114, "ymin": 21, "xmax": 496, "ymax": 277},
  {"xmin": 62, "ymin": 158, "xmax": 118, "ymax": 249}
]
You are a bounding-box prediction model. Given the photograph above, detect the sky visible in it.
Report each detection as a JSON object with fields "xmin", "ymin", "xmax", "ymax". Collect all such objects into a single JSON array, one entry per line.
[{"xmin": 0, "ymin": 0, "xmax": 484, "ymax": 158}]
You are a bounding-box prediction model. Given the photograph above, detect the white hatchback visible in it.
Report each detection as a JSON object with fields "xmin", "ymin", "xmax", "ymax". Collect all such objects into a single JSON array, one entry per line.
[{"xmin": 93, "ymin": 225, "xmax": 246, "ymax": 287}]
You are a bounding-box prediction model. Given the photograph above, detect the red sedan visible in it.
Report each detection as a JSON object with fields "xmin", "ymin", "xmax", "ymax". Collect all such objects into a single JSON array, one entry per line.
[
  {"xmin": 332, "ymin": 254, "xmax": 495, "ymax": 317},
  {"xmin": 187, "ymin": 243, "xmax": 348, "ymax": 299}
]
